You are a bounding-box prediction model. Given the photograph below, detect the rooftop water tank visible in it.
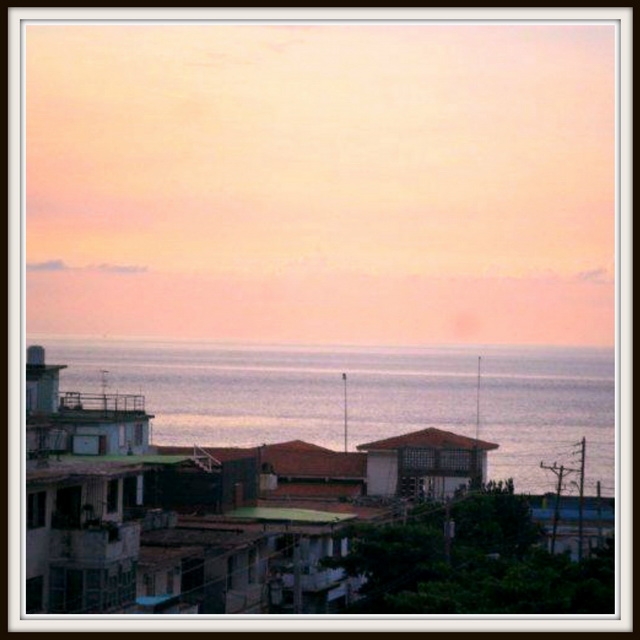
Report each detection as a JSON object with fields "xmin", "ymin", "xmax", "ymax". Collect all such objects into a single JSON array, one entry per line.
[{"xmin": 27, "ymin": 345, "xmax": 45, "ymax": 365}]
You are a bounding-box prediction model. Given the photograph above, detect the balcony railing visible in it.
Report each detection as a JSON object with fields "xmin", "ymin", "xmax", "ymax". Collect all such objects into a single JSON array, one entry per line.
[
  {"xmin": 49, "ymin": 520, "xmax": 141, "ymax": 564},
  {"xmin": 58, "ymin": 392, "xmax": 146, "ymax": 416}
]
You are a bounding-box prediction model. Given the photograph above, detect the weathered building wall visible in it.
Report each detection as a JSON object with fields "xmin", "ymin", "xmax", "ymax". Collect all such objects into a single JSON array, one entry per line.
[{"xmin": 366, "ymin": 451, "xmax": 398, "ymax": 496}]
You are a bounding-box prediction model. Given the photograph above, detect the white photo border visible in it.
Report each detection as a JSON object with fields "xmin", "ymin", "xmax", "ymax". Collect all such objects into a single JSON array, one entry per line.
[{"xmin": 9, "ymin": 6, "xmax": 632, "ymax": 633}]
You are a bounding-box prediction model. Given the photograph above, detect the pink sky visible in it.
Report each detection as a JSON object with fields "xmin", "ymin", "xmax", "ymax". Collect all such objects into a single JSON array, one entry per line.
[{"xmin": 25, "ymin": 24, "xmax": 616, "ymax": 347}]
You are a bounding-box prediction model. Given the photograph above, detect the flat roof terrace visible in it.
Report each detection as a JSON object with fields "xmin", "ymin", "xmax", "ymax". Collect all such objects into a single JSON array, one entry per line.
[{"xmin": 53, "ymin": 392, "xmax": 153, "ymax": 420}]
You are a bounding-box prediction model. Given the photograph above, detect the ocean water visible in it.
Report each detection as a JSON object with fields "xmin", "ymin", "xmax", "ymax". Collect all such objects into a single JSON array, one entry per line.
[{"xmin": 27, "ymin": 337, "xmax": 616, "ymax": 498}]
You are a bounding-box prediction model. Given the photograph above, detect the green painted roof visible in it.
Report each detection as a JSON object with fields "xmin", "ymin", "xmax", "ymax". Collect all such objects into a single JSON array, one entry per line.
[
  {"xmin": 60, "ymin": 454, "xmax": 191, "ymax": 465},
  {"xmin": 130, "ymin": 455, "xmax": 192, "ymax": 465},
  {"xmin": 225, "ymin": 507, "xmax": 357, "ymax": 524}
]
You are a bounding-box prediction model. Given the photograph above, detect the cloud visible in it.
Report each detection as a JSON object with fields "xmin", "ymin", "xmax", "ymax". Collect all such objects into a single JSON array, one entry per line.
[
  {"xmin": 27, "ymin": 260, "xmax": 147, "ymax": 274},
  {"xmin": 90, "ymin": 264, "xmax": 148, "ymax": 274},
  {"xmin": 576, "ymin": 268, "xmax": 610, "ymax": 283},
  {"xmin": 26, "ymin": 260, "xmax": 68, "ymax": 271}
]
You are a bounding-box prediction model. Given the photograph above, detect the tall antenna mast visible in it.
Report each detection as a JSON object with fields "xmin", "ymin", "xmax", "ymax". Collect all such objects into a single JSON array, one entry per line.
[
  {"xmin": 101, "ymin": 370, "xmax": 109, "ymax": 413},
  {"xmin": 342, "ymin": 373, "xmax": 348, "ymax": 453},
  {"xmin": 475, "ymin": 356, "xmax": 481, "ymax": 442},
  {"xmin": 471, "ymin": 356, "xmax": 482, "ymax": 489},
  {"xmin": 101, "ymin": 370, "xmax": 109, "ymax": 395}
]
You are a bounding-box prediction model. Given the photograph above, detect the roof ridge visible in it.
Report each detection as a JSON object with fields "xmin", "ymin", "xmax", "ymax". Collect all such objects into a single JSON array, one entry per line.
[{"xmin": 356, "ymin": 426, "xmax": 499, "ymax": 451}]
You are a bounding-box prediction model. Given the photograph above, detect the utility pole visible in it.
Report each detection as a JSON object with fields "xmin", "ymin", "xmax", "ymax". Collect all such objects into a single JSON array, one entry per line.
[
  {"xmin": 342, "ymin": 373, "xmax": 348, "ymax": 453},
  {"xmin": 101, "ymin": 369, "xmax": 109, "ymax": 413},
  {"xmin": 475, "ymin": 356, "xmax": 481, "ymax": 443},
  {"xmin": 473, "ymin": 356, "xmax": 482, "ymax": 489},
  {"xmin": 293, "ymin": 541, "xmax": 302, "ymax": 614},
  {"xmin": 576, "ymin": 437, "xmax": 586, "ymax": 562},
  {"xmin": 540, "ymin": 462, "xmax": 567, "ymax": 554},
  {"xmin": 444, "ymin": 498, "xmax": 454, "ymax": 565},
  {"xmin": 596, "ymin": 480, "xmax": 603, "ymax": 550},
  {"xmin": 541, "ymin": 438, "xmax": 586, "ymax": 559}
]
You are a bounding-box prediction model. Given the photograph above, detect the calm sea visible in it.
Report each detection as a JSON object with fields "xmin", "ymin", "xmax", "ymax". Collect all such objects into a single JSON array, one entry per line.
[{"xmin": 27, "ymin": 337, "xmax": 616, "ymax": 498}]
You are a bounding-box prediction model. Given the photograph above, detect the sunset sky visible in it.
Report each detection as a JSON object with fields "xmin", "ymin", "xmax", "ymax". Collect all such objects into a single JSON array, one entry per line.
[{"xmin": 25, "ymin": 23, "xmax": 616, "ymax": 347}]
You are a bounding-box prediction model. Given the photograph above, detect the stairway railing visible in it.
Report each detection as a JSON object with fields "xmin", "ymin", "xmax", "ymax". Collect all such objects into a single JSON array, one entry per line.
[{"xmin": 193, "ymin": 444, "xmax": 222, "ymax": 472}]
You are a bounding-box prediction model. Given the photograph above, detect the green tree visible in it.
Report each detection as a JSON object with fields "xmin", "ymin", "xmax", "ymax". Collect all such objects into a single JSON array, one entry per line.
[
  {"xmin": 451, "ymin": 482, "xmax": 543, "ymax": 559},
  {"xmin": 383, "ymin": 543, "xmax": 615, "ymax": 615},
  {"xmin": 328, "ymin": 483, "xmax": 614, "ymax": 615},
  {"xmin": 323, "ymin": 521, "xmax": 448, "ymax": 599}
]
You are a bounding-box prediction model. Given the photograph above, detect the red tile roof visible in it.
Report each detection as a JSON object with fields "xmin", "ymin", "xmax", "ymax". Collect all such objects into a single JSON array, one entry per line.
[
  {"xmin": 356, "ymin": 427, "xmax": 499, "ymax": 452},
  {"xmin": 156, "ymin": 440, "xmax": 367, "ymax": 478},
  {"xmin": 261, "ymin": 447, "xmax": 367, "ymax": 478},
  {"xmin": 262, "ymin": 439, "xmax": 334, "ymax": 452}
]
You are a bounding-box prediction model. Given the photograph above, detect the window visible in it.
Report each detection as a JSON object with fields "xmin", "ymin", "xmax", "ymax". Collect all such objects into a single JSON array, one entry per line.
[
  {"xmin": 106, "ymin": 572, "xmax": 119, "ymax": 609},
  {"xmin": 134, "ymin": 423, "xmax": 144, "ymax": 446},
  {"xmin": 26, "ymin": 576, "xmax": 44, "ymax": 613},
  {"xmin": 65, "ymin": 570, "xmax": 84, "ymax": 613},
  {"xmin": 106, "ymin": 479, "xmax": 119, "ymax": 513},
  {"xmin": 143, "ymin": 574, "xmax": 154, "ymax": 596},
  {"xmin": 275, "ymin": 533, "xmax": 294, "ymax": 558},
  {"xmin": 399, "ymin": 475, "xmax": 424, "ymax": 499},
  {"xmin": 248, "ymin": 549, "xmax": 257, "ymax": 584},
  {"xmin": 401, "ymin": 448, "xmax": 436, "ymax": 471},
  {"xmin": 118, "ymin": 425, "xmax": 126, "ymax": 448},
  {"xmin": 85, "ymin": 569, "xmax": 103, "ymax": 612},
  {"xmin": 226, "ymin": 556, "xmax": 235, "ymax": 591},
  {"xmin": 26, "ymin": 384, "xmax": 37, "ymax": 413},
  {"xmin": 440, "ymin": 449, "xmax": 471, "ymax": 472},
  {"xmin": 50, "ymin": 566, "xmax": 131, "ymax": 613},
  {"xmin": 50, "ymin": 569, "xmax": 83, "ymax": 613},
  {"xmin": 27, "ymin": 491, "xmax": 46, "ymax": 529},
  {"xmin": 166, "ymin": 569, "xmax": 174, "ymax": 595},
  {"xmin": 53, "ymin": 486, "xmax": 82, "ymax": 529}
]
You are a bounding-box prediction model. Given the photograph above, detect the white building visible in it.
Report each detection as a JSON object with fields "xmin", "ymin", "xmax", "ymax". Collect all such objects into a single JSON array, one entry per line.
[
  {"xmin": 26, "ymin": 457, "xmax": 148, "ymax": 613},
  {"xmin": 26, "ymin": 345, "xmax": 154, "ymax": 457},
  {"xmin": 357, "ymin": 427, "xmax": 500, "ymax": 501}
]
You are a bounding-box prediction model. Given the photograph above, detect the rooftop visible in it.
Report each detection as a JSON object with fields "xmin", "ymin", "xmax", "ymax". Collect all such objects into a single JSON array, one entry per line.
[
  {"xmin": 156, "ymin": 445, "xmax": 258, "ymax": 463},
  {"xmin": 26, "ymin": 364, "xmax": 68, "ymax": 376},
  {"xmin": 26, "ymin": 453, "xmax": 191, "ymax": 484},
  {"xmin": 261, "ymin": 444, "xmax": 367, "ymax": 479},
  {"xmin": 157, "ymin": 441, "xmax": 367, "ymax": 478},
  {"xmin": 223, "ymin": 506, "xmax": 357, "ymax": 524},
  {"xmin": 141, "ymin": 526, "xmax": 265, "ymax": 550},
  {"xmin": 137, "ymin": 544, "xmax": 204, "ymax": 568},
  {"xmin": 267, "ymin": 483, "xmax": 364, "ymax": 500},
  {"xmin": 357, "ymin": 427, "xmax": 499, "ymax": 452},
  {"xmin": 263, "ymin": 439, "xmax": 334, "ymax": 452}
]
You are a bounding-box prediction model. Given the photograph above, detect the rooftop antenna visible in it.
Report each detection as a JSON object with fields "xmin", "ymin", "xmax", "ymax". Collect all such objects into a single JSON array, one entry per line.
[
  {"xmin": 101, "ymin": 370, "xmax": 109, "ymax": 412},
  {"xmin": 100, "ymin": 370, "xmax": 109, "ymax": 395},
  {"xmin": 342, "ymin": 373, "xmax": 348, "ymax": 453},
  {"xmin": 475, "ymin": 356, "xmax": 481, "ymax": 442},
  {"xmin": 473, "ymin": 356, "xmax": 482, "ymax": 489}
]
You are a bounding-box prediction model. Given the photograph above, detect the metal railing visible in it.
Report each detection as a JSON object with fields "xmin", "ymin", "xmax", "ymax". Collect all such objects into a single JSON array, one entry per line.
[
  {"xmin": 58, "ymin": 392, "xmax": 145, "ymax": 415},
  {"xmin": 193, "ymin": 444, "xmax": 222, "ymax": 472}
]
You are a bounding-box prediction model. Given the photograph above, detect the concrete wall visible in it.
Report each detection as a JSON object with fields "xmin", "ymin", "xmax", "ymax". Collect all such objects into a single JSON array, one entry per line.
[
  {"xmin": 26, "ymin": 380, "xmax": 38, "ymax": 413},
  {"xmin": 26, "ymin": 484, "xmax": 56, "ymax": 607},
  {"xmin": 61, "ymin": 419, "xmax": 151, "ymax": 456},
  {"xmin": 38, "ymin": 373, "xmax": 60, "ymax": 414},
  {"xmin": 49, "ymin": 521, "xmax": 140, "ymax": 564},
  {"xmin": 366, "ymin": 451, "xmax": 398, "ymax": 496},
  {"xmin": 137, "ymin": 562, "xmax": 182, "ymax": 598}
]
